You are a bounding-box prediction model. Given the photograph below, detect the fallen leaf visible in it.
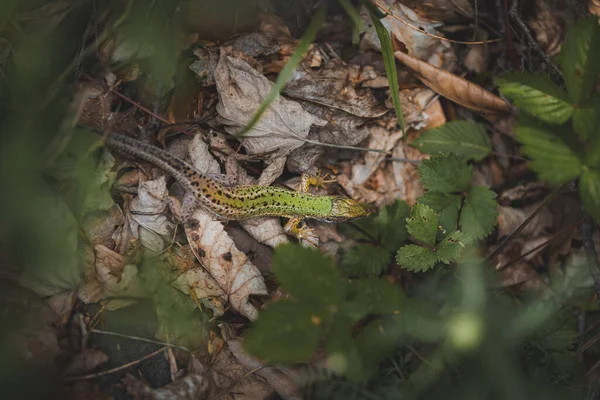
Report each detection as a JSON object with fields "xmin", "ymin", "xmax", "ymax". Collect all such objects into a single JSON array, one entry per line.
[
  {"xmin": 215, "ymin": 49, "xmax": 327, "ymax": 157},
  {"xmin": 127, "ymin": 176, "xmax": 177, "ymax": 252},
  {"xmin": 184, "ymin": 209, "xmax": 268, "ymax": 320},
  {"xmin": 283, "ymin": 61, "xmax": 388, "ymax": 118},
  {"xmin": 394, "ymin": 50, "xmax": 512, "ymax": 115}
]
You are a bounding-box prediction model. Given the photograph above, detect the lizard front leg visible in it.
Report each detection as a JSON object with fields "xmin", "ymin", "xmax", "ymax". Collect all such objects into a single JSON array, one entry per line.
[{"xmin": 284, "ymin": 216, "xmax": 319, "ymax": 247}]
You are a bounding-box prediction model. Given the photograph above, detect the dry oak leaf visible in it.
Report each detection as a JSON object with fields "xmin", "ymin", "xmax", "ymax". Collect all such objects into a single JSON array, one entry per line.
[
  {"xmin": 394, "ymin": 51, "xmax": 512, "ymax": 115},
  {"xmin": 184, "ymin": 209, "xmax": 268, "ymax": 320}
]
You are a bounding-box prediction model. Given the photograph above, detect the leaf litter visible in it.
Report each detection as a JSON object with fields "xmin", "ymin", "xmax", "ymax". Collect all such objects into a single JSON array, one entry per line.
[{"xmin": 3, "ymin": 1, "xmax": 598, "ymax": 399}]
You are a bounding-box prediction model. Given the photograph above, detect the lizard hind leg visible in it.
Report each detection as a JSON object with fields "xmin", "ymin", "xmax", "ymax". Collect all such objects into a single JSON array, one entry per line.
[{"xmin": 284, "ymin": 217, "xmax": 319, "ymax": 247}]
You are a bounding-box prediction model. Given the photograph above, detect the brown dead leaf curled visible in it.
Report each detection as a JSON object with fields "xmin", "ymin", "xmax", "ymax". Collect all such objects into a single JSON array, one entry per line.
[
  {"xmin": 214, "ymin": 50, "xmax": 327, "ymax": 157},
  {"xmin": 93, "ymin": 244, "xmax": 144, "ymax": 299},
  {"xmin": 394, "ymin": 51, "xmax": 512, "ymax": 115},
  {"xmin": 185, "ymin": 209, "xmax": 268, "ymax": 320}
]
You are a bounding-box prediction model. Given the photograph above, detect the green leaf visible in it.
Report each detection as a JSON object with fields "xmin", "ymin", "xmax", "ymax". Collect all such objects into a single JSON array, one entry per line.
[
  {"xmin": 587, "ymin": 136, "xmax": 600, "ymax": 167},
  {"xmin": 243, "ymin": 300, "xmax": 322, "ymax": 363},
  {"xmin": 419, "ymin": 192, "xmax": 462, "ymax": 234},
  {"xmin": 411, "ymin": 121, "xmax": 492, "ymax": 161},
  {"xmin": 368, "ymin": 12, "xmax": 405, "ymax": 134},
  {"xmin": 396, "ymin": 245, "xmax": 437, "ymax": 272},
  {"xmin": 558, "ymin": 16, "xmax": 600, "ymax": 103},
  {"xmin": 342, "ymin": 244, "xmax": 392, "ymax": 277},
  {"xmin": 460, "ymin": 186, "xmax": 498, "ymax": 240},
  {"xmin": 495, "ymin": 72, "xmax": 574, "ymax": 125},
  {"xmin": 341, "ymin": 200, "xmax": 409, "ymax": 252},
  {"xmin": 418, "ymin": 154, "xmax": 474, "ymax": 193},
  {"xmin": 406, "ymin": 203, "xmax": 439, "ymax": 246},
  {"xmin": 235, "ymin": 3, "xmax": 326, "ymax": 137},
  {"xmin": 349, "ymin": 277, "xmax": 404, "ymax": 315},
  {"xmin": 435, "ymin": 231, "xmax": 468, "ymax": 264},
  {"xmin": 580, "ymin": 169, "xmax": 600, "ymax": 223},
  {"xmin": 516, "ymin": 117, "xmax": 583, "ymax": 185},
  {"xmin": 273, "ymin": 244, "xmax": 346, "ymax": 308},
  {"xmin": 573, "ymin": 94, "xmax": 600, "ymax": 141}
]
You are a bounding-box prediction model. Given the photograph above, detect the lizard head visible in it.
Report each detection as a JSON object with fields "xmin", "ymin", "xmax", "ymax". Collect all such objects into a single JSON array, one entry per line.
[{"xmin": 326, "ymin": 196, "xmax": 372, "ymax": 222}]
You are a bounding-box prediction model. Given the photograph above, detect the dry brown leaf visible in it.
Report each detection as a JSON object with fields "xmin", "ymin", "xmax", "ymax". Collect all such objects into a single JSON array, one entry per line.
[
  {"xmin": 93, "ymin": 244, "xmax": 144, "ymax": 299},
  {"xmin": 283, "ymin": 62, "xmax": 388, "ymax": 118},
  {"xmin": 184, "ymin": 209, "xmax": 268, "ymax": 320},
  {"xmin": 352, "ymin": 126, "xmax": 404, "ymax": 185},
  {"xmin": 394, "ymin": 51, "xmax": 512, "ymax": 115},
  {"xmin": 214, "ymin": 49, "xmax": 326, "ymax": 158}
]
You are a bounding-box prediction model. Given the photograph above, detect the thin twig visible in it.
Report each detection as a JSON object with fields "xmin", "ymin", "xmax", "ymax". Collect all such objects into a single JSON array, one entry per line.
[
  {"xmin": 90, "ymin": 328, "xmax": 191, "ymax": 352},
  {"xmin": 486, "ymin": 184, "xmax": 564, "ymax": 263},
  {"xmin": 63, "ymin": 346, "xmax": 168, "ymax": 381},
  {"xmin": 209, "ymin": 365, "xmax": 269, "ymax": 400}
]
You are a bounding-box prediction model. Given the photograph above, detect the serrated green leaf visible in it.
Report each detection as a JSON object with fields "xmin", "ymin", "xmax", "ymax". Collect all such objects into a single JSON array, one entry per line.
[
  {"xmin": 243, "ymin": 300, "xmax": 323, "ymax": 363},
  {"xmin": 411, "ymin": 121, "xmax": 491, "ymax": 160},
  {"xmin": 349, "ymin": 277, "xmax": 404, "ymax": 315},
  {"xmin": 419, "ymin": 192, "xmax": 462, "ymax": 234},
  {"xmin": 342, "ymin": 244, "xmax": 392, "ymax": 277},
  {"xmin": 396, "ymin": 245, "xmax": 437, "ymax": 272},
  {"xmin": 558, "ymin": 16, "xmax": 600, "ymax": 103},
  {"xmin": 495, "ymin": 72, "xmax": 573, "ymax": 125},
  {"xmin": 418, "ymin": 154, "xmax": 474, "ymax": 193},
  {"xmin": 580, "ymin": 169, "xmax": 600, "ymax": 224},
  {"xmin": 516, "ymin": 117, "xmax": 583, "ymax": 185},
  {"xmin": 573, "ymin": 94, "xmax": 600, "ymax": 141},
  {"xmin": 435, "ymin": 231, "xmax": 468, "ymax": 264},
  {"xmin": 406, "ymin": 203, "xmax": 439, "ymax": 245},
  {"xmin": 340, "ymin": 200, "xmax": 409, "ymax": 252},
  {"xmin": 273, "ymin": 244, "xmax": 346, "ymax": 308},
  {"xmin": 460, "ymin": 186, "xmax": 498, "ymax": 240}
]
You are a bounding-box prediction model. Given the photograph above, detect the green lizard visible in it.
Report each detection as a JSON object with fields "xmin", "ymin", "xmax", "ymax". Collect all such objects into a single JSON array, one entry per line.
[{"xmin": 102, "ymin": 132, "xmax": 371, "ymax": 243}]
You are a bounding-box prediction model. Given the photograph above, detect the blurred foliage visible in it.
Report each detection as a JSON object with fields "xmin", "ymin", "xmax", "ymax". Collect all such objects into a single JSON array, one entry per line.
[{"xmin": 496, "ymin": 16, "xmax": 600, "ymax": 223}]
